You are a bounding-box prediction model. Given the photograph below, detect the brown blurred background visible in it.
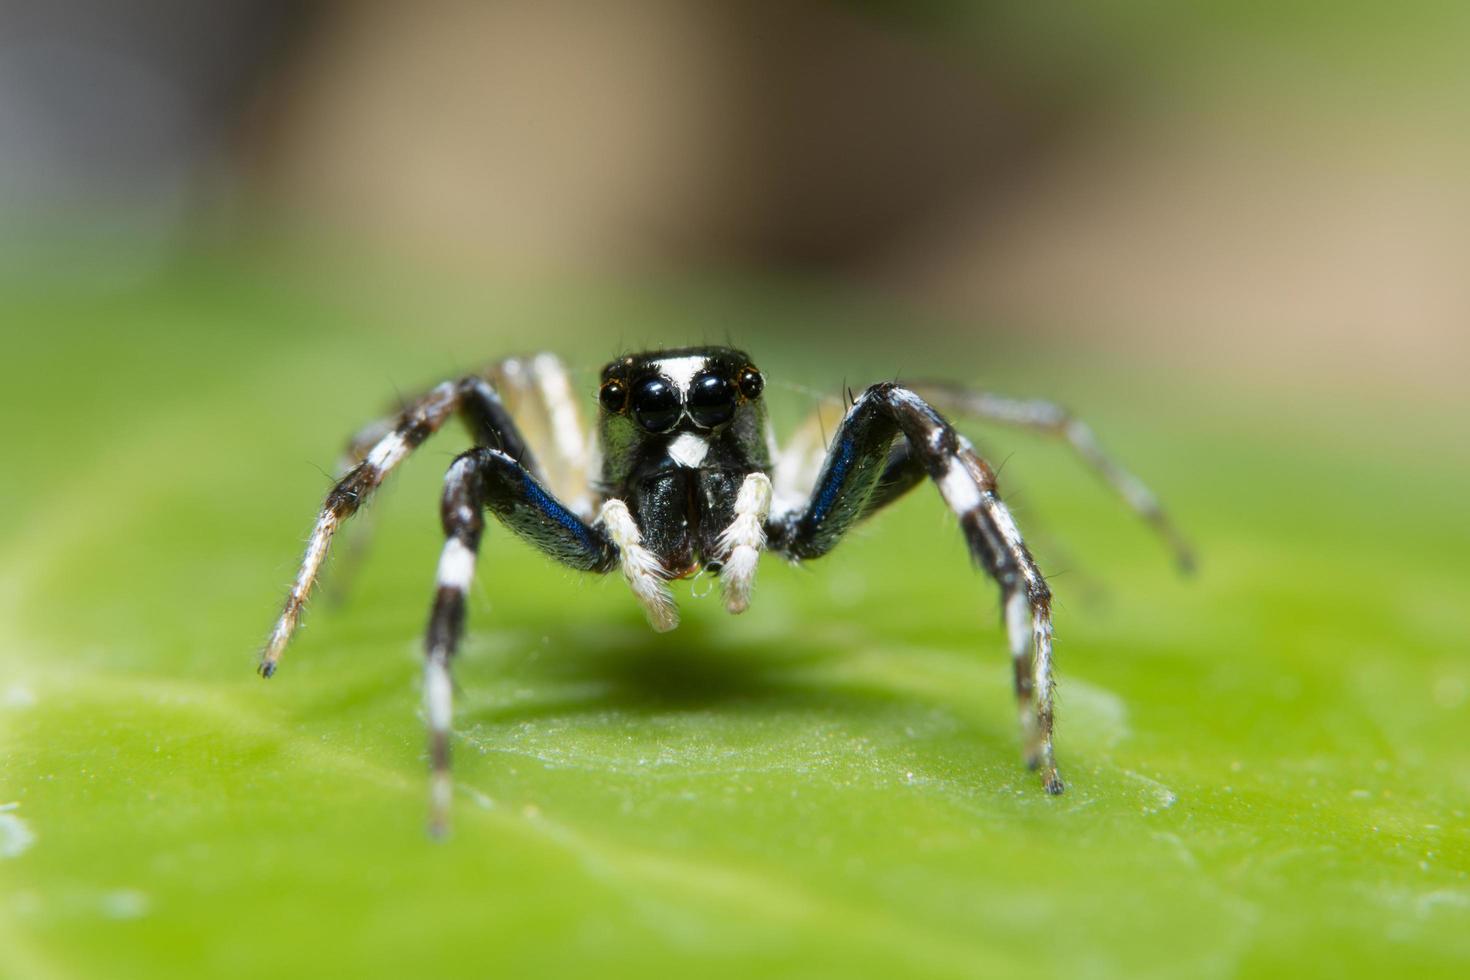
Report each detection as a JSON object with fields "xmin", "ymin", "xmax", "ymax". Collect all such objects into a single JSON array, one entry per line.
[{"xmin": 3, "ymin": 0, "xmax": 1467, "ymax": 395}]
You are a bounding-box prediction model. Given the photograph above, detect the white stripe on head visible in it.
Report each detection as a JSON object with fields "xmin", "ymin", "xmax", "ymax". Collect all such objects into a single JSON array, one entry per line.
[{"xmin": 654, "ymin": 356, "xmax": 706, "ymax": 393}]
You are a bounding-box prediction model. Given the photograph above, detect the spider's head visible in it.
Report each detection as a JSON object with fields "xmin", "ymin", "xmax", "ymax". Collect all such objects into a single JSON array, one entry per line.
[
  {"xmin": 596, "ymin": 347, "xmax": 768, "ymax": 482},
  {"xmin": 597, "ymin": 347, "xmax": 764, "ymax": 435}
]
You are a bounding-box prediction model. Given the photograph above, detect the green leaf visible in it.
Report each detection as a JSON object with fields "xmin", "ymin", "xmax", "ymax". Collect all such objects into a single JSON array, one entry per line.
[{"xmin": 3, "ymin": 265, "xmax": 1468, "ymax": 978}]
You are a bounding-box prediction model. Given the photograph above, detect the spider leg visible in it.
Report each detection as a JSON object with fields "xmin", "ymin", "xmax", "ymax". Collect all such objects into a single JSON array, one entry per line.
[
  {"xmin": 828, "ymin": 436, "xmax": 1047, "ymax": 753},
  {"xmin": 320, "ymin": 416, "xmax": 398, "ymax": 604},
  {"xmin": 259, "ymin": 375, "xmax": 542, "ymax": 677},
  {"xmin": 767, "ymin": 383, "xmax": 1063, "ymax": 794},
  {"xmin": 486, "ymin": 354, "xmax": 596, "ymax": 518},
  {"xmin": 909, "ymin": 383, "xmax": 1194, "ymax": 572},
  {"xmin": 331, "ymin": 351, "xmax": 600, "ymax": 603},
  {"xmin": 424, "ymin": 448, "xmax": 617, "ymax": 836}
]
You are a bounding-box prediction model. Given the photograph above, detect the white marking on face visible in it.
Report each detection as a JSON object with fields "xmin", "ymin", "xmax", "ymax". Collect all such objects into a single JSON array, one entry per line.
[
  {"xmin": 655, "ymin": 356, "xmax": 706, "ymax": 393},
  {"xmin": 667, "ymin": 432, "xmax": 710, "ymax": 468},
  {"xmin": 435, "ymin": 537, "xmax": 477, "ymax": 591},
  {"xmin": 938, "ymin": 461, "xmax": 983, "ymax": 513}
]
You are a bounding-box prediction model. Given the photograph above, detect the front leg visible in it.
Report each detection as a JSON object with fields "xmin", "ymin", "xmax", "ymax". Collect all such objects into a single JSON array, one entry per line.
[
  {"xmin": 259, "ymin": 374, "xmax": 540, "ymax": 677},
  {"xmin": 424, "ymin": 448, "xmax": 617, "ymax": 836},
  {"xmin": 767, "ymin": 383, "xmax": 1063, "ymax": 795}
]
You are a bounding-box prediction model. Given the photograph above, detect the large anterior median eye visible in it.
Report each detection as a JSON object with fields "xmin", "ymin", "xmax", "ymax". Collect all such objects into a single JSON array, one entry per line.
[
  {"xmin": 687, "ymin": 372, "xmax": 736, "ymax": 428},
  {"xmin": 631, "ymin": 376, "xmax": 681, "ymax": 432}
]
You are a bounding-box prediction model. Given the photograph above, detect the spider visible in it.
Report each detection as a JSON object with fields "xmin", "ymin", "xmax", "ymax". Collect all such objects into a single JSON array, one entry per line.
[{"xmin": 258, "ymin": 347, "xmax": 1190, "ymax": 834}]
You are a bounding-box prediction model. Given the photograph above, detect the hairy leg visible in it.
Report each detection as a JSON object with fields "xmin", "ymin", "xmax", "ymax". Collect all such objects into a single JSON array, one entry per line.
[
  {"xmin": 260, "ymin": 374, "xmax": 541, "ymax": 677},
  {"xmin": 768, "ymin": 383, "xmax": 1062, "ymax": 794},
  {"xmin": 910, "ymin": 383, "xmax": 1193, "ymax": 571},
  {"xmin": 422, "ymin": 447, "xmax": 617, "ymax": 835}
]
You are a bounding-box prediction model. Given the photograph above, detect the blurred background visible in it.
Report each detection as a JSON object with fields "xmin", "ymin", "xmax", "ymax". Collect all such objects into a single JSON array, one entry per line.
[
  {"xmin": 6, "ymin": 6, "xmax": 1470, "ymax": 977},
  {"xmin": 3, "ymin": 0, "xmax": 1467, "ymax": 398}
]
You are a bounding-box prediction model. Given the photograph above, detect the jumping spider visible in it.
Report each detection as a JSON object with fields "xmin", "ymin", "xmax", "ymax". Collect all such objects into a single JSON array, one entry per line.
[{"xmin": 259, "ymin": 347, "xmax": 1189, "ymax": 834}]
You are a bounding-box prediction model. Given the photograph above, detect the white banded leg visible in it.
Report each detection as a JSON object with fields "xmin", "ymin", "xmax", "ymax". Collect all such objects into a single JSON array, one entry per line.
[
  {"xmin": 598, "ymin": 499, "xmax": 677, "ymax": 632},
  {"xmin": 419, "ymin": 448, "xmax": 617, "ymax": 837},
  {"xmin": 423, "ymin": 454, "xmax": 486, "ymax": 837},
  {"xmin": 1005, "ymin": 588, "xmax": 1038, "ymax": 759},
  {"xmin": 260, "ymin": 381, "xmax": 459, "ymax": 677},
  {"xmin": 715, "ymin": 473, "xmax": 772, "ymax": 614},
  {"xmin": 489, "ymin": 354, "xmax": 595, "ymax": 519},
  {"xmin": 914, "ymin": 384, "xmax": 1194, "ymax": 572},
  {"xmin": 771, "ymin": 383, "xmax": 1063, "ymax": 794},
  {"xmin": 949, "ymin": 443, "xmax": 1062, "ymax": 794},
  {"xmin": 321, "ymin": 416, "xmax": 399, "ymax": 603}
]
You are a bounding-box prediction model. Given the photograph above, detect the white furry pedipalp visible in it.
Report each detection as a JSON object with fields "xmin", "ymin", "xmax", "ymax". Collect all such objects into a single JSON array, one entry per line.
[
  {"xmin": 599, "ymin": 499, "xmax": 678, "ymax": 632},
  {"xmin": 715, "ymin": 472, "xmax": 772, "ymax": 614}
]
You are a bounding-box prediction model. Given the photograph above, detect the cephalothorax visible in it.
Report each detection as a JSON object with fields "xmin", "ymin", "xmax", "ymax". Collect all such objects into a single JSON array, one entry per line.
[{"xmin": 259, "ymin": 347, "xmax": 1189, "ymax": 834}]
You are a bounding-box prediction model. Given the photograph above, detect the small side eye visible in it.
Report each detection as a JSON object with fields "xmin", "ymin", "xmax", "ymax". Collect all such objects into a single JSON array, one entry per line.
[
  {"xmin": 737, "ymin": 367, "xmax": 764, "ymax": 400},
  {"xmin": 631, "ymin": 376, "xmax": 681, "ymax": 432},
  {"xmin": 687, "ymin": 372, "xmax": 736, "ymax": 429},
  {"xmin": 599, "ymin": 380, "xmax": 628, "ymax": 414}
]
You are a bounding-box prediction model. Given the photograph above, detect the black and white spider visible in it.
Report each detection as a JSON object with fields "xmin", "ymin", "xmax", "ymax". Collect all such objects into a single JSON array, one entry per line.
[{"xmin": 259, "ymin": 347, "xmax": 1189, "ymax": 834}]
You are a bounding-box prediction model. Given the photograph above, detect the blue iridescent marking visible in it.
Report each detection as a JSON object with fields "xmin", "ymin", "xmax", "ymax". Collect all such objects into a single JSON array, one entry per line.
[
  {"xmin": 522, "ymin": 472, "xmax": 596, "ymax": 551},
  {"xmin": 808, "ymin": 434, "xmax": 856, "ymax": 526}
]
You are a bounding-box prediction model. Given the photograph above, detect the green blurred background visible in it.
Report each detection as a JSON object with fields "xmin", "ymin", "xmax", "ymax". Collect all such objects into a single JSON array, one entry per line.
[{"xmin": 2, "ymin": 2, "xmax": 1468, "ymax": 978}]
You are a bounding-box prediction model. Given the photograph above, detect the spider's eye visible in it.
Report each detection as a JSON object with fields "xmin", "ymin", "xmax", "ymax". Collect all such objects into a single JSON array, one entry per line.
[
  {"xmin": 598, "ymin": 380, "xmax": 628, "ymax": 414},
  {"xmin": 687, "ymin": 372, "xmax": 736, "ymax": 429},
  {"xmin": 631, "ymin": 376, "xmax": 681, "ymax": 432},
  {"xmin": 737, "ymin": 366, "xmax": 764, "ymax": 400}
]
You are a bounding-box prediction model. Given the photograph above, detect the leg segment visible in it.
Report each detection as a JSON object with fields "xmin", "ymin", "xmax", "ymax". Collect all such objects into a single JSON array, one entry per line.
[
  {"xmin": 422, "ymin": 448, "xmax": 617, "ymax": 836},
  {"xmin": 486, "ymin": 354, "xmax": 596, "ymax": 518},
  {"xmin": 259, "ymin": 376, "xmax": 540, "ymax": 677},
  {"xmin": 768, "ymin": 383, "xmax": 1063, "ymax": 794},
  {"xmin": 424, "ymin": 454, "xmax": 484, "ymax": 837},
  {"xmin": 911, "ymin": 384, "xmax": 1194, "ymax": 572}
]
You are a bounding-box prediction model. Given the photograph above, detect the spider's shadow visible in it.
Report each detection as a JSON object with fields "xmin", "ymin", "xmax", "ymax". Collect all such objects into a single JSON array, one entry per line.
[
  {"xmin": 463, "ymin": 619, "xmax": 835, "ymax": 720},
  {"xmin": 458, "ymin": 618, "xmax": 1006, "ymax": 761}
]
